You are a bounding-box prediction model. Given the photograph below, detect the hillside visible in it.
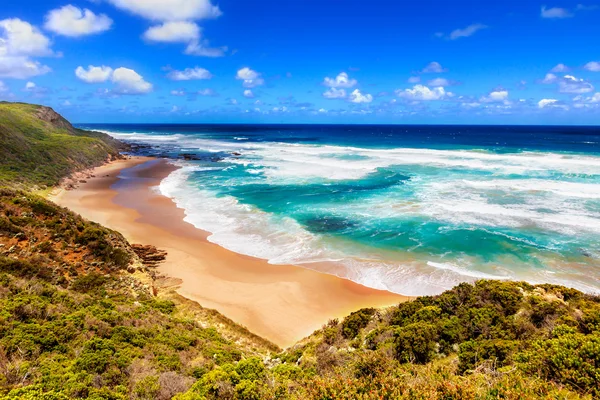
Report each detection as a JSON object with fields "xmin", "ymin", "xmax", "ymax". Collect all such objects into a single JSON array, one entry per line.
[
  {"xmin": 0, "ymin": 189, "xmax": 278, "ymax": 400},
  {"xmin": 0, "ymin": 102, "xmax": 123, "ymax": 189}
]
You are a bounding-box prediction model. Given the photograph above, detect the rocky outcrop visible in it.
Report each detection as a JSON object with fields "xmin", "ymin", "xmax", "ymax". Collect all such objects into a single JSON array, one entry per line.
[{"xmin": 35, "ymin": 105, "xmax": 74, "ymax": 131}]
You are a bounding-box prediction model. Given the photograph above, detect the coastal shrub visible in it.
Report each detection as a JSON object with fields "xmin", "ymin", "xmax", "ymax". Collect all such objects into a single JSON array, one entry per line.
[
  {"xmin": 70, "ymin": 273, "xmax": 108, "ymax": 294},
  {"xmin": 394, "ymin": 322, "xmax": 438, "ymax": 364},
  {"xmin": 516, "ymin": 330, "xmax": 600, "ymax": 396},
  {"xmin": 458, "ymin": 339, "xmax": 519, "ymax": 373},
  {"xmin": 341, "ymin": 308, "xmax": 376, "ymax": 339}
]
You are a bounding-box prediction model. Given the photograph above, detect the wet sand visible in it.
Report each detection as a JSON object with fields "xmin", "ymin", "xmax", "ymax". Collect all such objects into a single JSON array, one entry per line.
[{"xmin": 50, "ymin": 156, "xmax": 408, "ymax": 348}]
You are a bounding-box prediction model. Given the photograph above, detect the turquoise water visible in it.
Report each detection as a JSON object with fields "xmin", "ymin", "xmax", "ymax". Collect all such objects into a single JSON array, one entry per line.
[{"xmin": 84, "ymin": 124, "xmax": 600, "ymax": 295}]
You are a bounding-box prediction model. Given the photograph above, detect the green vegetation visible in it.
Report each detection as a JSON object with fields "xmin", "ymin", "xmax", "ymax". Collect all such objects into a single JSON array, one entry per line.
[
  {"xmin": 2, "ymin": 190, "xmax": 598, "ymax": 400},
  {"xmin": 0, "ymin": 102, "xmax": 122, "ymax": 189},
  {"xmin": 1, "ymin": 103, "xmax": 599, "ymax": 398},
  {"xmin": 169, "ymin": 280, "xmax": 599, "ymax": 399},
  {"xmin": 0, "ymin": 189, "xmax": 276, "ymax": 400}
]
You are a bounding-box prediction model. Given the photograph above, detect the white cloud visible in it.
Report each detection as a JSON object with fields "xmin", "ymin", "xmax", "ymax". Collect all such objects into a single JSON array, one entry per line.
[
  {"xmin": 541, "ymin": 6, "xmax": 573, "ymax": 18},
  {"xmin": 323, "ymin": 72, "xmax": 357, "ymax": 88},
  {"xmin": 184, "ymin": 41, "xmax": 227, "ymax": 57},
  {"xmin": 481, "ymin": 90, "xmax": 509, "ymax": 103},
  {"xmin": 396, "ymin": 84, "xmax": 449, "ymax": 100},
  {"xmin": 559, "ymin": 75, "xmax": 594, "ymax": 93},
  {"xmin": 243, "ymin": 89, "xmax": 254, "ymax": 98},
  {"xmin": 44, "ymin": 5, "xmax": 112, "ymax": 37},
  {"xmin": 348, "ymin": 89, "xmax": 373, "ymax": 103},
  {"xmin": 171, "ymin": 90, "xmax": 185, "ymax": 96},
  {"xmin": 24, "ymin": 81, "xmax": 36, "ymax": 90},
  {"xmin": 0, "ymin": 18, "xmax": 53, "ymax": 79},
  {"xmin": 537, "ymin": 98, "xmax": 570, "ymax": 110},
  {"xmin": 584, "ymin": 61, "xmax": 600, "ymax": 72},
  {"xmin": 574, "ymin": 92, "xmax": 600, "ymax": 104},
  {"xmin": 236, "ymin": 67, "xmax": 264, "ymax": 88},
  {"xmin": 0, "ymin": 18, "xmax": 53, "ymax": 57},
  {"xmin": 448, "ymin": 23, "xmax": 488, "ymax": 40},
  {"xmin": 427, "ymin": 77, "xmax": 450, "ymax": 87},
  {"xmin": 75, "ymin": 65, "xmax": 113, "ymax": 83},
  {"xmin": 421, "ymin": 62, "xmax": 446, "ymax": 73},
  {"xmin": 540, "ymin": 73, "xmax": 594, "ymax": 93},
  {"xmin": 550, "ymin": 63, "xmax": 569, "ymax": 72},
  {"xmin": 541, "ymin": 73, "xmax": 558, "ymax": 84},
  {"xmin": 106, "ymin": 0, "xmax": 221, "ymax": 21},
  {"xmin": 0, "ymin": 81, "xmax": 7, "ymax": 92},
  {"xmin": 143, "ymin": 21, "xmax": 226, "ymax": 57},
  {"xmin": 111, "ymin": 67, "xmax": 152, "ymax": 94},
  {"xmin": 408, "ymin": 76, "xmax": 420, "ymax": 83},
  {"xmin": 323, "ymin": 87, "xmax": 346, "ymax": 99},
  {"xmin": 167, "ymin": 67, "xmax": 212, "ymax": 80},
  {"xmin": 143, "ymin": 21, "xmax": 199, "ymax": 43}
]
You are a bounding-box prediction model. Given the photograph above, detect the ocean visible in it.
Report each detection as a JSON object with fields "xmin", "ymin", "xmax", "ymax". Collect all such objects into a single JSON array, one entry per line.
[{"xmin": 80, "ymin": 124, "xmax": 600, "ymax": 296}]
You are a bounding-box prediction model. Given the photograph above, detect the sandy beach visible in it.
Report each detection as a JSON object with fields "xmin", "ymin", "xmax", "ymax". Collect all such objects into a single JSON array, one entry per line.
[{"xmin": 50, "ymin": 156, "xmax": 407, "ymax": 348}]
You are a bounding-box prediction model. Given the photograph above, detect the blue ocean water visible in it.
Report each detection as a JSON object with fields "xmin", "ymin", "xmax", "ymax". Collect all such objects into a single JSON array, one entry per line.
[{"xmin": 81, "ymin": 124, "xmax": 600, "ymax": 295}]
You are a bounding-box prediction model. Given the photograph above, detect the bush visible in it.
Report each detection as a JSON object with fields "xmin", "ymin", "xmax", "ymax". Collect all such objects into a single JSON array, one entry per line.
[
  {"xmin": 394, "ymin": 322, "xmax": 438, "ymax": 364},
  {"xmin": 70, "ymin": 273, "xmax": 108, "ymax": 294},
  {"xmin": 341, "ymin": 308, "xmax": 376, "ymax": 339}
]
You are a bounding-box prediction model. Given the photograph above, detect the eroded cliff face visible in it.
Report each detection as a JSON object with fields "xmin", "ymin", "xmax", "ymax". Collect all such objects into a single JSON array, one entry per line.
[{"xmin": 35, "ymin": 105, "xmax": 74, "ymax": 131}]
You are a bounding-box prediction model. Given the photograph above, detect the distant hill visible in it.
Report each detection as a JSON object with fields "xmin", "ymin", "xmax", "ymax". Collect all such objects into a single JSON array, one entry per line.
[{"xmin": 0, "ymin": 102, "xmax": 123, "ymax": 189}]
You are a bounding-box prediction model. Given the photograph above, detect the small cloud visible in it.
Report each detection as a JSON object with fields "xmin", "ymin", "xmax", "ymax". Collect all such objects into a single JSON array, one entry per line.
[
  {"xmin": 543, "ymin": 74, "xmax": 595, "ymax": 93},
  {"xmin": 583, "ymin": 61, "xmax": 600, "ymax": 72},
  {"xmin": 323, "ymin": 72, "xmax": 357, "ymax": 88},
  {"xmin": 550, "ymin": 63, "xmax": 569, "ymax": 72},
  {"xmin": 111, "ymin": 67, "xmax": 153, "ymax": 94},
  {"xmin": 44, "ymin": 5, "xmax": 112, "ymax": 37},
  {"xmin": 105, "ymin": 0, "xmax": 222, "ymax": 22},
  {"xmin": 449, "ymin": 23, "xmax": 488, "ymax": 40},
  {"xmin": 421, "ymin": 62, "xmax": 446, "ymax": 74},
  {"xmin": 171, "ymin": 90, "xmax": 185, "ymax": 96},
  {"xmin": 437, "ymin": 24, "xmax": 487, "ymax": 41},
  {"xmin": 0, "ymin": 18, "xmax": 53, "ymax": 79},
  {"xmin": 427, "ymin": 77, "xmax": 451, "ymax": 87},
  {"xmin": 480, "ymin": 89, "xmax": 509, "ymax": 104},
  {"xmin": 396, "ymin": 84, "xmax": 450, "ymax": 100},
  {"xmin": 408, "ymin": 76, "xmax": 421, "ymax": 83},
  {"xmin": 576, "ymin": 4, "xmax": 599, "ymax": 11},
  {"xmin": 541, "ymin": 5, "xmax": 573, "ymax": 18},
  {"xmin": 75, "ymin": 65, "xmax": 113, "ymax": 83},
  {"xmin": 559, "ymin": 75, "xmax": 594, "ymax": 93},
  {"xmin": 143, "ymin": 21, "xmax": 199, "ymax": 43},
  {"xmin": 348, "ymin": 89, "xmax": 373, "ymax": 103},
  {"xmin": 243, "ymin": 89, "xmax": 255, "ymax": 98},
  {"xmin": 323, "ymin": 87, "xmax": 346, "ymax": 99},
  {"xmin": 236, "ymin": 67, "xmax": 264, "ymax": 88},
  {"xmin": 538, "ymin": 98, "xmax": 568, "ymax": 110},
  {"xmin": 167, "ymin": 67, "xmax": 212, "ymax": 80},
  {"xmin": 540, "ymin": 73, "xmax": 558, "ymax": 84}
]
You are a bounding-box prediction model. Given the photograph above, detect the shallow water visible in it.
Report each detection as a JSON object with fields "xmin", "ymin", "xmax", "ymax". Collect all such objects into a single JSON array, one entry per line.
[{"xmin": 81, "ymin": 123, "xmax": 600, "ymax": 295}]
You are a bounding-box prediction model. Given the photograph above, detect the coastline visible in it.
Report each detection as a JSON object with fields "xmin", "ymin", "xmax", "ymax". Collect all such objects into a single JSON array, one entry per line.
[{"xmin": 50, "ymin": 156, "xmax": 408, "ymax": 348}]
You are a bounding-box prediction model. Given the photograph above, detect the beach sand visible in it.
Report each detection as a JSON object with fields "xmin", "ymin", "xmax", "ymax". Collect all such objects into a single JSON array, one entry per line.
[{"xmin": 50, "ymin": 156, "xmax": 408, "ymax": 348}]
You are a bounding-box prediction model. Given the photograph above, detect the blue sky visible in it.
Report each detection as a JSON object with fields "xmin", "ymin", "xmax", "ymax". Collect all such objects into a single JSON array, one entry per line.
[{"xmin": 0, "ymin": 0, "xmax": 599, "ymax": 124}]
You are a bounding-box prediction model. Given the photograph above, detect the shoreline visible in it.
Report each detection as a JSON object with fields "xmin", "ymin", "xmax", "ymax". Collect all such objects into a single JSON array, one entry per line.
[{"xmin": 50, "ymin": 156, "xmax": 408, "ymax": 348}]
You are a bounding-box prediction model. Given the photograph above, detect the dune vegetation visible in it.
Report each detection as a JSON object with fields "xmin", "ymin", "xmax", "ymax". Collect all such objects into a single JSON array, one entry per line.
[{"xmin": 0, "ymin": 102, "xmax": 599, "ymax": 399}]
